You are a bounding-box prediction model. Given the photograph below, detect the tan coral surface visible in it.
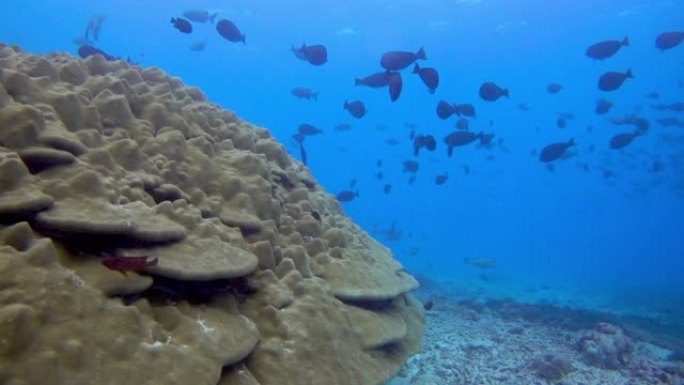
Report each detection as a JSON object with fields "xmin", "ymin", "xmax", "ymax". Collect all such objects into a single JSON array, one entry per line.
[{"xmin": 0, "ymin": 44, "xmax": 424, "ymax": 385}]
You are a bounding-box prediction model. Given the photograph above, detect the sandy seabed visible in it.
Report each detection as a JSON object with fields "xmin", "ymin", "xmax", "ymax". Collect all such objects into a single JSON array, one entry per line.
[{"xmin": 390, "ymin": 284, "xmax": 684, "ymax": 385}]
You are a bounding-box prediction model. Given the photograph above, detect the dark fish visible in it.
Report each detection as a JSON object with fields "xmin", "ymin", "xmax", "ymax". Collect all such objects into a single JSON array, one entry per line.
[
  {"xmin": 292, "ymin": 132, "xmax": 306, "ymax": 144},
  {"xmin": 171, "ymin": 17, "xmax": 193, "ymax": 34},
  {"xmin": 298, "ymin": 123, "xmax": 323, "ymax": 136},
  {"xmin": 189, "ymin": 39, "xmax": 207, "ymax": 52},
  {"xmin": 586, "ymin": 36, "xmax": 629, "ymax": 60},
  {"xmin": 299, "ymin": 142, "xmax": 308, "ymax": 165},
  {"xmin": 403, "ymin": 160, "xmax": 419, "ymax": 173},
  {"xmin": 413, "ymin": 134, "xmax": 436, "ymax": 156},
  {"xmin": 380, "ymin": 47, "xmax": 426, "ymax": 71},
  {"xmin": 609, "ymin": 131, "xmax": 639, "ymax": 150},
  {"xmin": 343, "ymin": 100, "xmax": 367, "ymax": 118},
  {"xmin": 216, "ymin": 19, "xmax": 245, "ymax": 44},
  {"xmin": 652, "ymin": 103, "xmax": 684, "ymax": 112},
  {"xmin": 77, "ymin": 45, "xmax": 116, "ymax": 61},
  {"xmin": 444, "ymin": 131, "xmax": 483, "ymax": 157},
  {"xmin": 435, "ymin": 173, "xmax": 448, "ymax": 185},
  {"xmin": 404, "ymin": 121, "xmax": 420, "ymax": 129},
  {"xmin": 453, "ymin": 104, "xmax": 476, "ymax": 118},
  {"xmin": 85, "ymin": 14, "xmax": 106, "ymax": 41},
  {"xmin": 336, "ymin": 190, "xmax": 359, "ymax": 202},
  {"xmin": 539, "ymin": 139, "xmax": 575, "ymax": 162},
  {"xmin": 645, "ymin": 91, "xmax": 660, "ymax": 100},
  {"xmin": 412, "ymin": 63, "xmax": 439, "ymax": 93},
  {"xmin": 292, "ymin": 43, "xmax": 327, "ymax": 65},
  {"xmin": 376, "ymin": 159, "xmax": 383, "ymax": 167},
  {"xmin": 657, "ymin": 117, "xmax": 684, "ymax": 128},
  {"xmin": 383, "ymin": 184, "xmax": 392, "ymax": 194},
  {"xmin": 355, "ymin": 71, "xmax": 390, "ymax": 88},
  {"xmin": 375, "ymin": 172, "xmax": 383, "ymax": 180},
  {"xmin": 595, "ymin": 99, "xmax": 613, "ymax": 114},
  {"xmin": 517, "ymin": 103, "xmax": 530, "ymax": 111},
  {"xmin": 479, "ymin": 82, "xmax": 509, "ymax": 101},
  {"xmin": 436, "ymin": 100, "xmax": 456, "ymax": 120},
  {"xmin": 479, "ymin": 132, "xmax": 495, "ymax": 148},
  {"xmin": 547, "ymin": 83, "xmax": 563, "ymax": 94},
  {"xmin": 334, "ymin": 123, "xmax": 351, "ymax": 132},
  {"xmin": 385, "ymin": 138, "xmax": 399, "ymax": 146},
  {"xmin": 557, "ymin": 117, "xmax": 566, "ymax": 128},
  {"xmin": 291, "ymin": 87, "xmax": 318, "ymax": 100},
  {"xmin": 610, "ymin": 115, "xmax": 650, "ymax": 131},
  {"xmin": 183, "ymin": 10, "xmax": 218, "ymax": 24},
  {"xmin": 350, "ymin": 179, "xmax": 357, "ymax": 188},
  {"xmin": 598, "ymin": 69, "xmax": 633, "ymax": 91},
  {"xmin": 388, "ymin": 72, "xmax": 403, "ymax": 102},
  {"xmin": 456, "ymin": 118, "xmax": 469, "ymax": 131},
  {"xmin": 655, "ymin": 31, "xmax": 684, "ymax": 51}
]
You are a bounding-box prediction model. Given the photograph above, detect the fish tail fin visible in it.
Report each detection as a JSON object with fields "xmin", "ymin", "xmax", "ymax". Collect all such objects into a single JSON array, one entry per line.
[
  {"xmin": 343, "ymin": 100, "xmax": 348, "ymax": 109},
  {"xmin": 242, "ymin": 34, "xmax": 246, "ymax": 45},
  {"xmin": 210, "ymin": 13, "xmax": 218, "ymax": 24},
  {"xmin": 503, "ymin": 88, "xmax": 510, "ymax": 98},
  {"xmin": 412, "ymin": 63, "xmax": 420, "ymax": 73},
  {"xmin": 355, "ymin": 190, "xmax": 360, "ymax": 198},
  {"xmin": 568, "ymin": 138, "xmax": 576, "ymax": 146},
  {"xmin": 429, "ymin": 88, "xmax": 436, "ymax": 94},
  {"xmin": 354, "ymin": 78, "xmax": 361, "ymax": 86},
  {"xmin": 448, "ymin": 145, "xmax": 454, "ymax": 157},
  {"xmin": 313, "ymin": 92, "xmax": 318, "ymax": 100},
  {"xmin": 416, "ymin": 46, "xmax": 427, "ymax": 60},
  {"xmin": 625, "ymin": 68, "xmax": 633, "ymax": 78},
  {"xmin": 622, "ymin": 36, "xmax": 629, "ymax": 46}
]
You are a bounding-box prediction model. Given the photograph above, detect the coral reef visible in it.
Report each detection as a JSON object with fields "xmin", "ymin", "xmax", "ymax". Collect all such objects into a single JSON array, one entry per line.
[
  {"xmin": 0, "ymin": 44, "xmax": 424, "ymax": 385},
  {"xmin": 576, "ymin": 322, "xmax": 634, "ymax": 369}
]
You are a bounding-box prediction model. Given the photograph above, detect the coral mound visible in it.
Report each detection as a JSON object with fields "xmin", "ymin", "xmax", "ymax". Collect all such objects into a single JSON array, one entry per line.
[
  {"xmin": 0, "ymin": 44, "xmax": 424, "ymax": 385},
  {"xmin": 576, "ymin": 322, "xmax": 634, "ymax": 369}
]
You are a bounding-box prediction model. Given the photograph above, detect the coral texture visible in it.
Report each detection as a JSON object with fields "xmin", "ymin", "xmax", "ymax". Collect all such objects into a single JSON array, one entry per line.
[
  {"xmin": 576, "ymin": 322, "xmax": 634, "ymax": 369},
  {"xmin": 0, "ymin": 44, "xmax": 424, "ymax": 385}
]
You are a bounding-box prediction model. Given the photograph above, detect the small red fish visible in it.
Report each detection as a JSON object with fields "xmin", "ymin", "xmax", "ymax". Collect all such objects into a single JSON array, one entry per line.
[{"xmin": 102, "ymin": 255, "xmax": 158, "ymax": 273}]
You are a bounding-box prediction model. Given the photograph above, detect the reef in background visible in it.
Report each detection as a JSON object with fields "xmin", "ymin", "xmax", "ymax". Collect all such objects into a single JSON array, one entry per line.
[{"xmin": 0, "ymin": 44, "xmax": 425, "ymax": 385}]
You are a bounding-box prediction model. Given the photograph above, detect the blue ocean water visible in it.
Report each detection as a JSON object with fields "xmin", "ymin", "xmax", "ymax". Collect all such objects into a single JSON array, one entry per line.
[{"xmin": 2, "ymin": 0, "xmax": 683, "ymax": 318}]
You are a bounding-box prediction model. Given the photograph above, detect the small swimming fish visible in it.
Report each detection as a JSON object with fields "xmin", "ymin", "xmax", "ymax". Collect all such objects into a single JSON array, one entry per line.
[
  {"xmin": 479, "ymin": 82, "xmax": 509, "ymax": 101},
  {"xmin": 655, "ymin": 31, "xmax": 684, "ymax": 51},
  {"xmin": 598, "ymin": 69, "xmax": 633, "ymax": 92},
  {"xmin": 171, "ymin": 17, "xmax": 192, "ymax": 34},
  {"xmin": 595, "ymin": 99, "xmax": 613, "ymax": 114},
  {"xmin": 291, "ymin": 87, "xmax": 318, "ymax": 100},
  {"xmin": 183, "ymin": 10, "xmax": 218, "ymax": 24},
  {"xmin": 387, "ymin": 72, "xmax": 403, "ymax": 102},
  {"xmin": 539, "ymin": 138, "xmax": 575, "ymax": 162},
  {"xmin": 436, "ymin": 100, "xmax": 456, "ymax": 120},
  {"xmin": 403, "ymin": 160, "xmax": 419, "ymax": 173},
  {"xmin": 216, "ymin": 19, "xmax": 245, "ymax": 44},
  {"xmin": 355, "ymin": 71, "xmax": 390, "ymax": 88},
  {"xmin": 344, "ymin": 100, "xmax": 367, "ymax": 118},
  {"xmin": 609, "ymin": 131, "xmax": 640, "ymax": 150},
  {"xmin": 381, "ymin": 47, "xmax": 426, "ymax": 71},
  {"xmin": 453, "ymin": 104, "xmax": 476, "ymax": 118},
  {"xmin": 435, "ymin": 173, "xmax": 448, "ymax": 185},
  {"xmin": 412, "ymin": 63, "xmax": 439, "ymax": 93},
  {"xmin": 336, "ymin": 190, "xmax": 358, "ymax": 202},
  {"xmin": 298, "ymin": 123, "xmax": 323, "ymax": 136},
  {"xmin": 292, "ymin": 43, "xmax": 327, "ymax": 65},
  {"xmin": 586, "ymin": 36, "xmax": 629, "ymax": 60},
  {"xmin": 547, "ymin": 83, "xmax": 563, "ymax": 94}
]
